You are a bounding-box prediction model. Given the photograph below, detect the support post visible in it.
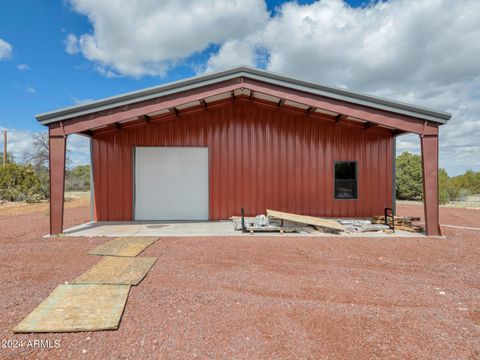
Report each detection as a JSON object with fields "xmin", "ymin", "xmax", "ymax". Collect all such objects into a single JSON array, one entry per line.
[
  {"xmin": 49, "ymin": 133, "xmax": 67, "ymax": 235},
  {"xmin": 420, "ymin": 134, "xmax": 441, "ymax": 236}
]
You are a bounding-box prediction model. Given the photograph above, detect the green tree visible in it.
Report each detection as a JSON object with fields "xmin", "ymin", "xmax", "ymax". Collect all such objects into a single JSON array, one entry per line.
[
  {"xmin": 438, "ymin": 168, "xmax": 450, "ymax": 204},
  {"xmin": 396, "ymin": 151, "xmax": 477, "ymax": 203},
  {"xmin": 396, "ymin": 152, "xmax": 423, "ymax": 200},
  {"xmin": 448, "ymin": 169, "xmax": 480, "ymax": 200},
  {"xmin": 66, "ymin": 164, "xmax": 90, "ymax": 191}
]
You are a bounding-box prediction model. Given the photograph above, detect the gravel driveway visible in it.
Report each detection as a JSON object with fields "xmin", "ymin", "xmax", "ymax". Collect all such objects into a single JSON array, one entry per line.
[{"xmin": 0, "ymin": 204, "xmax": 479, "ymax": 359}]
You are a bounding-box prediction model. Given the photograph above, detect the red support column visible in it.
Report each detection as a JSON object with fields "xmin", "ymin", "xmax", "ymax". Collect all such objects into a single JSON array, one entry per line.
[
  {"xmin": 420, "ymin": 134, "xmax": 441, "ymax": 236},
  {"xmin": 49, "ymin": 133, "xmax": 67, "ymax": 235}
]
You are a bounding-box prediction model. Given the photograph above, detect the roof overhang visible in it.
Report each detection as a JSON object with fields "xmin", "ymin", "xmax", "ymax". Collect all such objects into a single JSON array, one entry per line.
[{"xmin": 36, "ymin": 66, "xmax": 451, "ymax": 127}]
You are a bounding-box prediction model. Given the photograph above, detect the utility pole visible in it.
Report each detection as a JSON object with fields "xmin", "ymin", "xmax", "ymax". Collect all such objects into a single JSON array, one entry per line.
[{"xmin": 3, "ymin": 130, "xmax": 6, "ymax": 167}]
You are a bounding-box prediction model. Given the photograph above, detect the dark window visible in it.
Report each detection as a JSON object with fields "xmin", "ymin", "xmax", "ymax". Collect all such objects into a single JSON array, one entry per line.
[{"xmin": 334, "ymin": 161, "xmax": 357, "ymax": 199}]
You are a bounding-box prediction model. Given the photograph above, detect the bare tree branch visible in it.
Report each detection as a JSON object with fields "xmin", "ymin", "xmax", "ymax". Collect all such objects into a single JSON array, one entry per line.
[{"xmin": 23, "ymin": 132, "xmax": 49, "ymax": 170}]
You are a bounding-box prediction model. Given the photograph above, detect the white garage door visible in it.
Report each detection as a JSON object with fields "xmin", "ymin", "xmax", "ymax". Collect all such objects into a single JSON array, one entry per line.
[{"xmin": 134, "ymin": 147, "xmax": 209, "ymax": 220}]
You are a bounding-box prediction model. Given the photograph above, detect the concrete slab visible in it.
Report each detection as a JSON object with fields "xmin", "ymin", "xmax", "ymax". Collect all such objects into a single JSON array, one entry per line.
[{"xmin": 62, "ymin": 221, "xmax": 425, "ymax": 237}]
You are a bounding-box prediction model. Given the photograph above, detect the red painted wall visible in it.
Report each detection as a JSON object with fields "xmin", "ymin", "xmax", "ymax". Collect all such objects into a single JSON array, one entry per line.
[{"xmin": 92, "ymin": 101, "xmax": 393, "ymax": 221}]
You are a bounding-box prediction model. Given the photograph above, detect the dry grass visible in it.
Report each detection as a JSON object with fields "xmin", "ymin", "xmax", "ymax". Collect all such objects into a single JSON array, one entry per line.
[{"xmin": 0, "ymin": 192, "xmax": 90, "ymax": 216}]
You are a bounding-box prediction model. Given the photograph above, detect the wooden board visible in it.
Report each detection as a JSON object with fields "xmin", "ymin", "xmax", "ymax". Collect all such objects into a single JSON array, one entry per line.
[
  {"xmin": 88, "ymin": 237, "xmax": 159, "ymax": 257},
  {"xmin": 266, "ymin": 209, "xmax": 345, "ymax": 232},
  {"xmin": 73, "ymin": 256, "xmax": 157, "ymax": 286},
  {"xmin": 13, "ymin": 284, "xmax": 130, "ymax": 333}
]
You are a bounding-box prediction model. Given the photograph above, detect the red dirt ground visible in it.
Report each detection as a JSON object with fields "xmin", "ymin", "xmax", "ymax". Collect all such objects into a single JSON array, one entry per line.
[
  {"xmin": 397, "ymin": 202, "xmax": 480, "ymax": 229},
  {"xmin": 0, "ymin": 203, "xmax": 479, "ymax": 359}
]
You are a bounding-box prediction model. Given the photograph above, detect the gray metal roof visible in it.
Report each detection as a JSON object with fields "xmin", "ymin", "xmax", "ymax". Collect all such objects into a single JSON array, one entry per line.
[{"xmin": 36, "ymin": 66, "xmax": 452, "ymax": 125}]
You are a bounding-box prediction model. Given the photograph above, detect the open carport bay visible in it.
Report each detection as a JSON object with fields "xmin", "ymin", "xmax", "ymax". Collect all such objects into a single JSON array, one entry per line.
[{"xmin": 0, "ymin": 204, "xmax": 479, "ymax": 359}]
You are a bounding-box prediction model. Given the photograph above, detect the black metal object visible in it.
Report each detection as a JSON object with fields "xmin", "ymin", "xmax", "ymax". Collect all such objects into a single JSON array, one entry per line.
[
  {"xmin": 241, "ymin": 207, "xmax": 246, "ymax": 232},
  {"xmin": 384, "ymin": 207, "xmax": 395, "ymax": 232}
]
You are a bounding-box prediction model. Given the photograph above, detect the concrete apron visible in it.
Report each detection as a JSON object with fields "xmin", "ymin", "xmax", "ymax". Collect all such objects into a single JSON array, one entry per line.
[{"xmin": 60, "ymin": 221, "xmax": 426, "ymax": 238}]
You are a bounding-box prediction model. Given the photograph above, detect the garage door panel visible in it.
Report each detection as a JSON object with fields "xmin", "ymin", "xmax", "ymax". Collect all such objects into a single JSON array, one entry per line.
[{"xmin": 134, "ymin": 147, "xmax": 209, "ymax": 220}]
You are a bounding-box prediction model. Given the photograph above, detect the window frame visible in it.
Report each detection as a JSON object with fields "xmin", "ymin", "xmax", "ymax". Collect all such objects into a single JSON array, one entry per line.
[{"xmin": 333, "ymin": 160, "xmax": 358, "ymax": 200}]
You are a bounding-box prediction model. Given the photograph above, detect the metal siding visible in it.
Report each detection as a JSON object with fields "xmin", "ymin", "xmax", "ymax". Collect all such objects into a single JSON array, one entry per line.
[{"xmin": 92, "ymin": 101, "xmax": 393, "ymax": 221}]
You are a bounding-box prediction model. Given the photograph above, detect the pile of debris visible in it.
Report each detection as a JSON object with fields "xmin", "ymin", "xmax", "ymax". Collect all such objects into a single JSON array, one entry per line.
[
  {"xmin": 232, "ymin": 209, "xmax": 345, "ymax": 235},
  {"xmin": 232, "ymin": 209, "xmax": 425, "ymax": 235},
  {"xmin": 372, "ymin": 215, "xmax": 424, "ymax": 233},
  {"xmin": 337, "ymin": 219, "xmax": 390, "ymax": 233}
]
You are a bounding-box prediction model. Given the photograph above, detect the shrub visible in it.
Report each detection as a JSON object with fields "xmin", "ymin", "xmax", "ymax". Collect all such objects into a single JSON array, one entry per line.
[
  {"xmin": 0, "ymin": 163, "xmax": 46, "ymax": 202},
  {"xmin": 66, "ymin": 165, "xmax": 90, "ymax": 192}
]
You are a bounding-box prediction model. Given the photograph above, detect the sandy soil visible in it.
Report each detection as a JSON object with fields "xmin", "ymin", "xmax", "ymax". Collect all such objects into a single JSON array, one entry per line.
[{"xmin": 0, "ymin": 203, "xmax": 479, "ymax": 359}]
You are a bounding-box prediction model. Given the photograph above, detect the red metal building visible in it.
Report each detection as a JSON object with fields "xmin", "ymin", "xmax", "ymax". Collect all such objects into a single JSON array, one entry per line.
[{"xmin": 36, "ymin": 67, "xmax": 451, "ymax": 235}]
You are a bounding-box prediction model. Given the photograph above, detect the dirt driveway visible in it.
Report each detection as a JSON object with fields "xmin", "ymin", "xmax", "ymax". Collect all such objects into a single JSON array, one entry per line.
[{"xmin": 0, "ymin": 202, "xmax": 479, "ymax": 359}]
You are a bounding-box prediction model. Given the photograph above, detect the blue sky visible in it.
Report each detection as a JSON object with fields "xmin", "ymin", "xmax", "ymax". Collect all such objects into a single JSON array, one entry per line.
[
  {"xmin": 0, "ymin": 0, "xmax": 181, "ymax": 132},
  {"xmin": 0, "ymin": 0, "xmax": 479, "ymax": 175},
  {"xmin": 0, "ymin": 0, "xmax": 371, "ymax": 131}
]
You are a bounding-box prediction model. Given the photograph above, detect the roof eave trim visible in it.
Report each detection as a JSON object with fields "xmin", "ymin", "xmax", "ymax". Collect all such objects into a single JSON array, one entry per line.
[
  {"xmin": 35, "ymin": 66, "xmax": 452, "ymax": 126},
  {"xmin": 243, "ymin": 72, "xmax": 451, "ymax": 124}
]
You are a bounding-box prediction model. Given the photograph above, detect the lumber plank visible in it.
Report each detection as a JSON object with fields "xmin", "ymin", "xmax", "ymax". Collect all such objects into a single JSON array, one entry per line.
[
  {"xmin": 73, "ymin": 256, "xmax": 157, "ymax": 286},
  {"xmin": 13, "ymin": 284, "xmax": 130, "ymax": 333},
  {"xmin": 266, "ymin": 209, "xmax": 344, "ymax": 231},
  {"xmin": 88, "ymin": 237, "xmax": 159, "ymax": 257}
]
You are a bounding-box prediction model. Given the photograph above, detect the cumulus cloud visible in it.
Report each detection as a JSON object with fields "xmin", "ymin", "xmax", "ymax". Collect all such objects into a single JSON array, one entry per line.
[
  {"xmin": 66, "ymin": 134, "xmax": 91, "ymax": 167},
  {"xmin": 65, "ymin": 0, "xmax": 480, "ymax": 174},
  {"xmin": 0, "ymin": 128, "xmax": 90, "ymax": 168},
  {"xmin": 204, "ymin": 0, "xmax": 480, "ymax": 175},
  {"xmin": 65, "ymin": 0, "xmax": 269, "ymax": 77},
  {"xmin": 0, "ymin": 38, "xmax": 12, "ymax": 60}
]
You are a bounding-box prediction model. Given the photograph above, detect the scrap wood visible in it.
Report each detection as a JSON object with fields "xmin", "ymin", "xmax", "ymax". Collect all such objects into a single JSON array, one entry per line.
[
  {"xmin": 395, "ymin": 225, "xmax": 425, "ymax": 233},
  {"xmin": 88, "ymin": 236, "xmax": 159, "ymax": 257},
  {"xmin": 267, "ymin": 209, "xmax": 344, "ymax": 232},
  {"xmin": 372, "ymin": 215, "xmax": 424, "ymax": 233},
  {"xmin": 372, "ymin": 215, "xmax": 421, "ymax": 224},
  {"xmin": 13, "ymin": 284, "xmax": 130, "ymax": 333},
  {"xmin": 73, "ymin": 256, "xmax": 157, "ymax": 286},
  {"xmin": 372, "ymin": 215, "xmax": 420, "ymax": 221}
]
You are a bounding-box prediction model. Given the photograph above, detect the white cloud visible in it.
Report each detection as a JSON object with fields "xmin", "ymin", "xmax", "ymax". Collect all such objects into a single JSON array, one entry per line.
[
  {"xmin": 26, "ymin": 86, "xmax": 37, "ymax": 94},
  {"xmin": 65, "ymin": 33, "xmax": 79, "ymax": 54},
  {"xmin": 0, "ymin": 128, "xmax": 34, "ymax": 163},
  {"xmin": 66, "ymin": 0, "xmax": 269, "ymax": 77},
  {"xmin": 0, "ymin": 128, "xmax": 90, "ymax": 168},
  {"xmin": 0, "ymin": 38, "xmax": 12, "ymax": 60},
  {"xmin": 66, "ymin": 134, "xmax": 91, "ymax": 167},
  {"xmin": 208, "ymin": 0, "xmax": 480, "ymax": 175},
  {"xmin": 65, "ymin": 0, "xmax": 480, "ymax": 175},
  {"xmin": 17, "ymin": 63, "xmax": 30, "ymax": 71},
  {"xmin": 72, "ymin": 96, "xmax": 94, "ymax": 105}
]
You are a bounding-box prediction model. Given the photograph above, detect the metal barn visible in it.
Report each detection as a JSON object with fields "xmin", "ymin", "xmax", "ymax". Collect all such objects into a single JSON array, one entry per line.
[{"xmin": 36, "ymin": 67, "xmax": 451, "ymax": 235}]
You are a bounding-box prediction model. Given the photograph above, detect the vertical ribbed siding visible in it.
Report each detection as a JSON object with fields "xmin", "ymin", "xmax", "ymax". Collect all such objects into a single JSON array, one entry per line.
[{"xmin": 92, "ymin": 101, "xmax": 394, "ymax": 221}]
